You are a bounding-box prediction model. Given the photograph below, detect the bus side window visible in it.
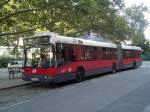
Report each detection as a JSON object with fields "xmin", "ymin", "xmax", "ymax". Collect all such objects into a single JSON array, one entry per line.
[
  {"xmin": 65, "ymin": 45, "xmax": 74, "ymax": 62},
  {"xmin": 68, "ymin": 47, "xmax": 74, "ymax": 61},
  {"xmin": 98, "ymin": 47, "xmax": 102, "ymax": 60},
  {"xmin": 103, "ymin": 48, "xmax": 106, "ymax": 60}
]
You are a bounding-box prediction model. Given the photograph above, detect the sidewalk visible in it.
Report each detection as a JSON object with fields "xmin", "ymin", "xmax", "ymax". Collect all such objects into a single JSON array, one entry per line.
[{"xmin": 0, "ymin": 68, "xmax": 32, "ymax": 90}]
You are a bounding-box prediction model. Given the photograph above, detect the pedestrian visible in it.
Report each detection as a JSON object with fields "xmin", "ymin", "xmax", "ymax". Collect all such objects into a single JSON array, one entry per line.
[{"xmin": 8, "ymin": 68, "xmax": 15, "ymax": 79}]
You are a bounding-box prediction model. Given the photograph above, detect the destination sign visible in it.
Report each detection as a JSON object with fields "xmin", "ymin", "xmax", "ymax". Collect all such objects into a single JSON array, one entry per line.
[{"xmin": 24, "ymin": 36, "xmax": 50, "ymax": 45}]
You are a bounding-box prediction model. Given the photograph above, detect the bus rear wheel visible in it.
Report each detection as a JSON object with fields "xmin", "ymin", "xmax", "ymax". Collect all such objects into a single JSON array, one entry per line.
[{"xmin": 76, "ymin": 68, "xmax": 84, "ymax": 82}]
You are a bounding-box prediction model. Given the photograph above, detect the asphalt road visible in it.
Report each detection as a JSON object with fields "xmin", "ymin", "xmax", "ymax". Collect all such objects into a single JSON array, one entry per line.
[{"xmin": 1, "ymin": 61, "xmax": 150, "ymax": 112}]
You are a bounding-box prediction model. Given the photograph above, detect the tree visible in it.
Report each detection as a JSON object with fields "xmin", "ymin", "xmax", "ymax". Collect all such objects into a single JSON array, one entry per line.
[
  {"xmin": 0, "ymin": 0, "xmax": 125, "ymax": 39},
  {"xmin": 124, "ymin": 4, "xmax": 149, "ymax": 50},
  {"xmin": 0, "ymin": 0, "xmax": 134, "ymax": 48},
  {"xmin": 0, "ymin": 0, "xmax": 89, "ymax": 37},
  {"xmin": 106, "ymin": 16, "xmax": 129, "ymax": 43}
]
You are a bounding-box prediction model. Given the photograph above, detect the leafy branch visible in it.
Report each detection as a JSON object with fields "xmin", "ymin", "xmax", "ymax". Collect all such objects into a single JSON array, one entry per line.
[
  {"xmin": 0, "ymin": 8, "xmax": 46, "ymax": 22},
  {"xmin": 0, "ymin": 0, "xmax": 11, "ymax": 9},
  {"xmin": 0, "ymin": 23, "xmax": 50, "ymax": 37}
]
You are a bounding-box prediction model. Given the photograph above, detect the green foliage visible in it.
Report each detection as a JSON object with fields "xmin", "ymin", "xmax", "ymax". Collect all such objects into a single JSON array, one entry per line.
[
  {"xmin": 0, "ymin": 56, "xmax": 17, "ymax": 68},
  {"xmin": 132, "ymin": 31, "xmax": 145, "ymax": 46},
  {"xmin": 125, "ymin": 4, "xmax": 148, "ymax": 32},
  {"xmin": 124, "ymin": 4, "xmax": 149, "ymax": 52},
  {"xmin": 0, "ymin": 0, "xmax": 149, "ymax": 54}
]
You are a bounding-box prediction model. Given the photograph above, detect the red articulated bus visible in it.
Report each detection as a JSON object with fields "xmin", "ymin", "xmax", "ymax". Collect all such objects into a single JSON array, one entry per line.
[{"xmin": 22, "ymin": 32, "xmax": 142, "ymax": 82}]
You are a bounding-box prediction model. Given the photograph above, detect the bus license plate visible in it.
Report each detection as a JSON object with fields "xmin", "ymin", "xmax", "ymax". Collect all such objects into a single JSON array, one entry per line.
[{"xmin": 31, "ymin": 78, "xmax": 38, "ymax": 81}]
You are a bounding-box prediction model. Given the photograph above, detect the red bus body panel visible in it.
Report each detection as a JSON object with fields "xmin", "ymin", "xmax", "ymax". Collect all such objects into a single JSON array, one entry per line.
[
  {"xmin": 123, "ymin": 58, "xmax": 142, "ymax": 65},
  {"xmin": 22, "ymin": 59, "xmax": 118, "ymax": 82}
]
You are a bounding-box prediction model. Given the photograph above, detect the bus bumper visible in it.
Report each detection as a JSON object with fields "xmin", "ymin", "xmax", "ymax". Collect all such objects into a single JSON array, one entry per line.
[{"xmin": 22, "ymin": 74, "xmax": 54, "ymax": 82}]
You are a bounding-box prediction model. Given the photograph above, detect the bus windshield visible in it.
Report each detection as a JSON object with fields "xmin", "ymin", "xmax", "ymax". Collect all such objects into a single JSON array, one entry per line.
[{"xmin": 25, "ymin": 44, "xmax": 55, "ymax": 68}]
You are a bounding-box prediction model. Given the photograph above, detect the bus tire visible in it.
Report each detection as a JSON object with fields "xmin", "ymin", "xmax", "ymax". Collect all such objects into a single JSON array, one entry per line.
[
  {"xmin": 112, "ymin": 64, "xmax": 116, "ymax": 74},
  {"xmin": 76, "ymin": 67, "xmax": 84, "ymax": 82}
]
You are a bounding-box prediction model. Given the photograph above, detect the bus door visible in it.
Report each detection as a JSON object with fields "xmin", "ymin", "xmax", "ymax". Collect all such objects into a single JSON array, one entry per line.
[
  {"xmin": 56, "ymin": 43, "xmax": 74, "ymax": 66},
  {"xmin": 117, "ymin": 45, "xmax": 123, "ymax": 70}
]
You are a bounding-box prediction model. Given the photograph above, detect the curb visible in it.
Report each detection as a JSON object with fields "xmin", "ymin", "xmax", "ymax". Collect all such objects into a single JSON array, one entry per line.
[{"xmin": 0, "ymin": 82, "xmax": 35, "ymax": 90}]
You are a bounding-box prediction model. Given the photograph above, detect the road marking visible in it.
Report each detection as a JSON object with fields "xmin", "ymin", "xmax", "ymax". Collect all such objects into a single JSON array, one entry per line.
[
  {"xmin": 143, "ymin": 104, "xmax": 150, "ymax": 112},
  {"xmin": 0, "ymin": 99, "xmax": 32, "ymax": 111},
  {"xmin": 141, "ymin": 65, "xmax": 148, "ymax": 67},
  {"xmin": 140, "ymin": 66, "xmax": 150, "ymax": 68}
]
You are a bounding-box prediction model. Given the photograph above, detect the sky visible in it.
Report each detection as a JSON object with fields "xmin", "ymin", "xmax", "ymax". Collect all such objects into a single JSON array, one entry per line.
[{"xmin": 125, "ymin": 0, "xmax": 150, "ymax": 40}]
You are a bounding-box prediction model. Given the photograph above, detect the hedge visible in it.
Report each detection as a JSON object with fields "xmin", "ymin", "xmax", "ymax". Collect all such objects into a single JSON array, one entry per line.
[
  {"xmin": 142, "ymin": 52, "xmax": 150, "ymax": 61},
  {"xmin": 0, "ymin": 56, "xmax": 22, "ymax": 68}
]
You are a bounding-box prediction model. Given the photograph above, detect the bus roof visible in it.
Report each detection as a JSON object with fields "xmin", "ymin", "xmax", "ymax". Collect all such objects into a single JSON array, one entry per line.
[
  {"xmin": 24, "ymin": 32, "xmax": 117, "ymax": 48},
  {"xmin": 53, "ymin": 35, "xmax": 117, "ymax": 48},
  {"xmin": 122, "ymin": 45, "xmax": 141, "ymax": 50},
  {"xmin": 24, "ymin": 32, "xmax": 141, "ymax": 50}
]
